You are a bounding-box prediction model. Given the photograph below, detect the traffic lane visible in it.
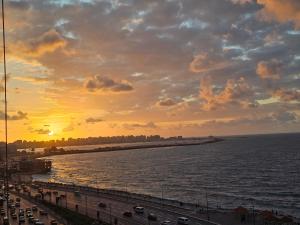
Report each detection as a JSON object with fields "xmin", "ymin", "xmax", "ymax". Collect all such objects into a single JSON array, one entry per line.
[
  {"xmin": 41, "ymin": 188, "xmax": 161, "ymax": 225},
  {"xmin": 7, "ymin": 194, "xmax": 57, "ymax": 225},
  {"xmin": 30, "ymin": 188, "xmax": 142, "ymax": 225},
  {"xmin": 40, "ymin": 188, "xmax": 199, "ymax": 225},
  {"xmin": 42, "ymin": 188, "xmax": 163, "ymax": 225}
]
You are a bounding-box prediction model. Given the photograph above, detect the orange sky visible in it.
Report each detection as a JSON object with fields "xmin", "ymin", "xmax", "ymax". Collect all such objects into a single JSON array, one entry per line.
[{"xmin": 1, "ymin": 0, "xmax": 300, "ymax": 142}]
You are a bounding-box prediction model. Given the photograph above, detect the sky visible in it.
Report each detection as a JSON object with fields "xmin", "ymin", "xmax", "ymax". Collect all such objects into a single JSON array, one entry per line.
[{"xmin": 1, "ymin": 0, "xmax": 300, "ymax": 141}]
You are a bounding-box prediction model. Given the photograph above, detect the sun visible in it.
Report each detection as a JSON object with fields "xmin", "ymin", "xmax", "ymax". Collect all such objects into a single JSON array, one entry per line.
[{"xmin": 48, "ymin": 130, "xmax": 54, "ymax": 136}]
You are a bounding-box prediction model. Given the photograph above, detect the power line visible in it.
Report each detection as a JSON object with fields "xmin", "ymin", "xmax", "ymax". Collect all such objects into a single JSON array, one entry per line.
[{"xmin": 1, "ymin": 0, "xmax": 10, "ymax": 223}]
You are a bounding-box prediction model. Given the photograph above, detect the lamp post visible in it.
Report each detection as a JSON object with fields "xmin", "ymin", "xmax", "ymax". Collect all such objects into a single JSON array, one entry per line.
[{"xmin": 206, "ymin": 191, "xmax": 209, "ymax": 221}]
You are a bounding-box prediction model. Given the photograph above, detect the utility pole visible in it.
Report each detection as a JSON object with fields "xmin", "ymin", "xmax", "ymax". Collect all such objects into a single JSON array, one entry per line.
[
  {"xmin": 1, "ymin": 0, "xmax": 10, "ymax": 223},
  {"xmin": 85, "ymin": 195, "xmax": 88, "ymax": 216},
  {"xmin": 252, "ymin": 204, "xmax": 255, "ymax": 225},
  {"xmin": 206, "ymin": 191, "xmax": 209, "ymax": 221},
  {"xmin": 161, "ymin": 184, "xmax": 164, "ymax": 208},
  {"xmin": 109, "ymin": 204, "xmax": 112, "ymax": 225},
  {"xmin": 65, "ymin": 191, "xmax": 68, "ymax": 209}
]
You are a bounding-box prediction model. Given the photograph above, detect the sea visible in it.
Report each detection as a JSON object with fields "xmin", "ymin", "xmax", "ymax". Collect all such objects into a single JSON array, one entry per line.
[{"xmin": 33, "ymin": 133, "xmax": 300, "ymax": 218}]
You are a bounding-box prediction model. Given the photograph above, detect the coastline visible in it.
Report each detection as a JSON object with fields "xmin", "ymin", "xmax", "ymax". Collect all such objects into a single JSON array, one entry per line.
[{"xmin": 38, "ymin": 137, "xmax": 224, "ymax": 158}]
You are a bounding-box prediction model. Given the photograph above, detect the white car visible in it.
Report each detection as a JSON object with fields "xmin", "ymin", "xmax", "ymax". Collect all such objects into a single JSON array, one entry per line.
[
  {"xmin": 161, "ymin": 220, "xmax": 172, "ymax": 225},
  {"xmin": 177, "ymin": 217, "xmax": 189, "ymax": 225}
]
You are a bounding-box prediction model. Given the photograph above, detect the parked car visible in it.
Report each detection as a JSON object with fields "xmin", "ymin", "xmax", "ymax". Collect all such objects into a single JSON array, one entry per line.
[
  {"xmin": 133, "ymin": 206, "xmax": 144, "ymax": 214},
  {"xmin": 161, "ymin": 220, "xmax": 172, "ymax": 225},
  {"xmin": 123, "ymin": 211, "xmax": 132, "ymax": 217}
]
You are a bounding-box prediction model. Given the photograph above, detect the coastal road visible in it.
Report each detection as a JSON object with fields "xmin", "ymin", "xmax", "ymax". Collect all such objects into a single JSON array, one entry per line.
[
  {"xmin": 1, "ymin": 193, "xmax": 60, "ymax": 225},
  {"xmin": 28, "ymin": 184, "xmax": 220, "ymax": 225}
]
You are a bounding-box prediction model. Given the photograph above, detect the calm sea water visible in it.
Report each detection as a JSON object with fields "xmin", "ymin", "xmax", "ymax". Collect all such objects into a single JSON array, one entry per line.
[{"xmin": 33, "ymin": 133, "xmax": 300, "ymax": 218}]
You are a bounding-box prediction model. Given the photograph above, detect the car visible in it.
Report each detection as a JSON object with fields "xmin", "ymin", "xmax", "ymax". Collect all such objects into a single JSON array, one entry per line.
[
  {"xmin": 12, "ymin": 213, "xmax": 17, "ymax": 219},
  {"xmin": 32, "ymin": 218, "xmax": 39, "ymax": 224},
  {"xmin": 28, "ymin": 216, "xmax": 35, "ymax": 223},
  {"xmin": 148, "ymin": 213, "xmax": 157, "ymax": 221},
  {"xmin": 27, "ymin": 212, "xmax": 33, "ymax": 218},
  {"xmin": 19, "ymin": 215, "xmax": 25, "ymax": 223},
  {"xmin": 98, "ymin": 202, "xmax": 106, "ymax": 208},
  {"xmin": 0, "ymin": 209, "xmax": 5, "ymax": 216},
  {"xmin": 32, "ymin": 205, "xmax": 38, "ymax": 211},
  {"xmin": 26, "ymin": 207, "xmax": 31, "ymax": 212},
  {"xmin": 10, "ymin": 209, "xmax": 16, "ymax": 215},
  {"xmin": 123, "ymin": 211, "xmax": 132, "ymax": 217},
  {"xmin": 50, "ymin": 220, "xmax": 58, "ymax": 225},
  {"xmin": 35, "ymin": 222, "xmax": 44, "ymax": 225},
  {"xmin": 133, "ymin": 206, "xmax": 144, "ymax": 214},
  {"xmin": 34, "ymin": 194, "xmax": 42, "ymax": 199},
  {"xmin": 177, "ymin": 217, "xmax": 189, "ymax": 225},
  {"xmin": 3, "ymin": 216, "xmax": 9, "ymax": 225},
  {"xmin": 161, "ymin": 220, "xmax": 172, "ymax": 225},
  {"xmin": 39, "ymin": 210, "xmax": 48, "ymax": 216},
  {"xmin": 15, "ymin": 202, "xmax": 20, "ymax": 207}
]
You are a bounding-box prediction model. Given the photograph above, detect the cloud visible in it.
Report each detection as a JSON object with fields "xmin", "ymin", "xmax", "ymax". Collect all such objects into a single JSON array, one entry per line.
[
  {"xmin": 189, "ymin": 53, "xmax": 229, "ymax": 73},
  {"xmin": 123, "ymin": 122, "xmax": 157, "ymax": 130},
  {"xmin": 85, "ymin": 117, "xmax": 103, "ymax": 124},
  {"xmin": 257, "ymin": 0, "xmax": 300, "ymax": 28},
  {"xmin": 157, "ymin": 98, "xmax": 177, "ymax": 107},
  {"xmin": 63, "ymin": 122, "xmax": 75, "ymax": 132},
  {"xmin": 85, "ymin": 76, "xmax": 133, "ymax": 92},
  {"xmin": 256, "ymin": 59, "xmax": 282, "ymax": 80},
  {"xmin": 273, "ymin": 88, "xmax": 300, "ymax": 102},
  {"xmin": 14, "ymin": 76, "xmax": 51, "ymax": 84},
  {"xmin": 32, "ymin": 128, "xmax": 50, "ymax": 135},
  {"xmin": 199, "ymin": 76, "xmax": 255, "ymax": 110},
  {"xmin": 27, "ymin": 29, "xmax": 67, "ymax": 57},
  {"xmin": 0, "ymin": 111, "xmax": 28, "ymax": 120}
]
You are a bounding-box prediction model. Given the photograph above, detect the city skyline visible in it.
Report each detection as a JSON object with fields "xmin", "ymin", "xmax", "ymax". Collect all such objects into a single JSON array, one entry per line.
[{"xmin": 1, "ymin": 0, "xmax": 300, "ymax": 141}]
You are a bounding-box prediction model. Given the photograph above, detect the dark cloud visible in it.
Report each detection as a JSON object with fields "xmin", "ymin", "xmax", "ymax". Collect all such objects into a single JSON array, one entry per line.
[
  {"xmin": 123, "ymin": 122, "xmax": 157, "ymax": 130},
  {"xmin": 0, "ymin": 111, "xmax": 28, "ymax": 120},
  {"xmin": 86, "ymin": 117, "xmax": 103, "ymax": 124},
  {"xmin": 85, "ymin": 76, "xmax": 133, "ymax": 92},
  {"xmin": 32, "ymin": 128, "xmax": 50, "ymax": 135}
]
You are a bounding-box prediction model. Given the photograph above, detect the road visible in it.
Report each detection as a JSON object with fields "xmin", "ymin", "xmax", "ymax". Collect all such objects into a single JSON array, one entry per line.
[
  {"xmin": 26, "ymin": 184, "xmax": 220, "ymax": 225},
  {"xmin": 0, "ymin": 193, "xmax": 60, "ymax": 225}
]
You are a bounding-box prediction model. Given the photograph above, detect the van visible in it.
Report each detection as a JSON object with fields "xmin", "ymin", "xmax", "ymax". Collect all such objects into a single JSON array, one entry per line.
[{"xmin": 177, "ymin": 217, "xmax": 189, "ymax": 225}]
